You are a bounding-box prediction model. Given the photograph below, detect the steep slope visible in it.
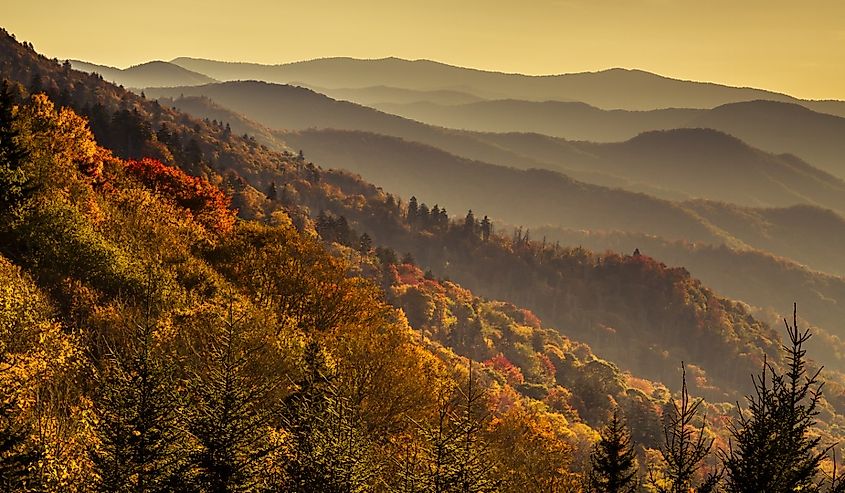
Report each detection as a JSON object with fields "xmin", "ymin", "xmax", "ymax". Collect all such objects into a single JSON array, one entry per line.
[
  {"xmin": 169, "ymin": 56, "xmax": 845, "ymax": 116},
  {"xmin": 683, "ymin": 202, "xmax": 845, "ymax": 277},
  {"xmin": 530, "ymin": 226, "xmax": 845, "ymax": 368},
  {"xmin": 140, "ymin": 78, "xmax": 845, "ymax": 280},
  {"xmin": 154, "ymin": 95, "xmax": 289, "ymax": 151},
  {"xmin": 471, "ymin": 128, "xmax": 845, "ymax": 211},
  {"xmin": 9, "ymin": 28, "xmax": 845, "ymax": 461},
  {"xmin": 70, "ymin": 59, "xmax": 218, "ymax": 88}
]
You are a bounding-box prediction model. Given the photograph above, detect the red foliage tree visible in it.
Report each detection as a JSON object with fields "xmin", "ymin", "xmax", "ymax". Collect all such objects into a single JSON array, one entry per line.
[
  {"xmin": 484, "ymin": 353, "xmax": 525, "ymax": 386},
  {"xmin": 125, "ymin": 158, "xmax": 235, "ymax": 233}
]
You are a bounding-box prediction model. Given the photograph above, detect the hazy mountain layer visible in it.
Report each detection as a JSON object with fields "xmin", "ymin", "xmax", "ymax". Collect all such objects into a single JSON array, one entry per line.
[
  {"xmin": 375, "ymin": 98, "xmax": 845, "ymax": 177},
  {"xmin": 146, "ymin": 82, "xmax": 845, "ymax": 215},
  {"xmin": 70, "ymin": 59, "xmax": 217, "ymax": 88},
  {"xmin": 168, "ymin": 56, "xmax": 845, "ymax": 115}
]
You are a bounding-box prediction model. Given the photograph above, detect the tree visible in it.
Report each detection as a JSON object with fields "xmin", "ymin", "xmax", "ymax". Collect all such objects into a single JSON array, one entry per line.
[
  {"xmin": 0, "ymin": 80, "xmax": 30, "ymax": 208},
  {"xmin": 463, "ymin": 210, "xmax": 476, "ymax": 238},
  {"xmin": 399, "ymin": 361, "xmax": 497, "ymax": 493},
  {"xmin": 649, "ymin": 364, "xmax": 718, "ymax": 493},
  {"xmin": 267, "ymin": 181, "xmax": 278, "ymax": 201},
  {"xmin": 358, "ymin": 233, "xmax": 372, "ymax": 254},
  {"xmin": 723, "ymin": 304, "xmax": 828, "ymax": 493},
  {"xmin": 281, "ymin": 341, "xmax": 379, "ymax": 492},
  {"xmin": 480, "ymin": 216, "xmax": 491, "ymax": 242},
  {"xmin": 184, "ymin": 138, "xmax": 204, "ymax": 171},
  {"xmin": 184, "ymin": 300, "xmax": 284, "ymax": 493},
  {"xmin": 92, "ymin": 293, "xmax": 189, "ymax": 493},
  {"xmin": 588, "ymin": 410, "xmax": 638, "ymax": 493},
  {"xmin": 408, "ymin": 196, "xmax": 419, "ymax": 225}
]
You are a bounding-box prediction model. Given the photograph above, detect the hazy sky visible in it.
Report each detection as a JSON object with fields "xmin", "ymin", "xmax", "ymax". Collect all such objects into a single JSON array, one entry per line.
[{"xmin": 6, "ymin": 0, "xmax": 845, "ymax": 100}]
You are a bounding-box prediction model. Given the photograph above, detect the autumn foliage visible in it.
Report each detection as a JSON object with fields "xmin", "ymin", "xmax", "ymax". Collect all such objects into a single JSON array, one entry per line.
[{"xmin": 125, "ymin": 157, "xmax": 235, "ymax": 233}]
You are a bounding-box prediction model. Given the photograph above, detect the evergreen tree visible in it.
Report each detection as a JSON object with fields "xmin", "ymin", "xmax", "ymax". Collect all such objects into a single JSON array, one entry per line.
[
  {"xmin": 649, "ymin": 364, "xmax": 717, "ymax": 493},
  {"xmin": 281, "ymin": 341, "xmax": 379, "ymax": 492},
  {"xmin": 92, "ymin": 296, "xmax": 188, "ymax": 493},
  {"xmin": 0, "ymin": 80, "xmax": 30, "ymax": 208},
  {"xmin": 588, "ymin": 410, "xmax": 638, "ymax": 493},
  {"xmin": 185, "ymin": 301, "xmax": 282, "ymax": 493},
  {"xmin": 480, "ymin": 216, "xmax": 492, "ymax": 242},
  {"xmin": 431, "ymin": 205, "xmax": 441, "ymax": 230},
  {"xmin": 407, "ymin": 196, "xmax": 419, "ymax": 225},
  {"xmin": 399, "ymin": 361, "xmax": 497, "ymax": 493},
  {"xmin": 463, "ymin": 210, "xmax": 476, "ymax": 238},
  {"xmin": 723, "ymin": 305, "xmax": 828, "ymax": 493}
]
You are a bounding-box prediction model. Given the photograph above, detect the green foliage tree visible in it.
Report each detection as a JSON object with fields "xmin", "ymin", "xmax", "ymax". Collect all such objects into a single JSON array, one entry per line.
[
  {"xmin": 588, "ymin": 410, "xmax": 637, "ymax": 493},
  {"xmin": 723, "ymin": 305, "xmax": 828, "ymax": 493}
]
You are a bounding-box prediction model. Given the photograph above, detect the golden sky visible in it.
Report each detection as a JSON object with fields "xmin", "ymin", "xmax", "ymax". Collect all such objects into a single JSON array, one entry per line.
[{"xmin": 6, "ymin": 0, "xmax": 845, "ymax": 100}]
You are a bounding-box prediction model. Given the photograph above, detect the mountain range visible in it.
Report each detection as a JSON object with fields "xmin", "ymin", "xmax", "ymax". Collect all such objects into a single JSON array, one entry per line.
[{"xmin": 168, "ymin": 56, "xmax": 845, "ymax": 116}]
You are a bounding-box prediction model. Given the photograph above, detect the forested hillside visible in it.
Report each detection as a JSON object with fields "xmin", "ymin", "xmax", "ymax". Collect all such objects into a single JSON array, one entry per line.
[{"xmin": 4, "ymin": 27, "xmax": 845, "ymax": 492}]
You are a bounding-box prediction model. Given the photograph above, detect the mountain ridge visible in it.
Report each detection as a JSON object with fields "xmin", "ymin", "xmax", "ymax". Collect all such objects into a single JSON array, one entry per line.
[{"xmin": 167, "ymin": 55, "xmax": 845, "ymax": 115}]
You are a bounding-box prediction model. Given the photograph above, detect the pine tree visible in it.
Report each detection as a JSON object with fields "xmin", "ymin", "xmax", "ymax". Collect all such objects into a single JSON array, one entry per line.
[
  {"xmin": 92, "ymin": 297, "xmax": 188, "ymax": 493},
  {"xmin": 480, "ymin": 216, "xmax": 492, "ymax": 242},
  {"xmin": 185, "ymin": 301, "xmax": 282, "ymax": 493},
  {"xmin": 281, "ymin": 341, "xmax": 379, "ymax": 492},
  {"xmin": 407, "ymin": 196, "xmax": 419, "ymax": 225},
  {"xmin": 649, "ymin": 364, "xmax": 717, "ymax": 493},
  {"xmin": 0, "ymin": 80, "xmax": 30, "ymax": 209},
  {"xmin": 400, "ymin": 360, "xmax": 497, "ymax": 493},
  {"xmin": 588, "ymin": 410, "xmax": 638, "ymax": 493},
  {"xmin": 723, "ymin": 304, "xmax": 828, "ymax": 493},
  {"xmin": 463, "ymin": 210, "xmax": 476, "ymax": 238}
]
